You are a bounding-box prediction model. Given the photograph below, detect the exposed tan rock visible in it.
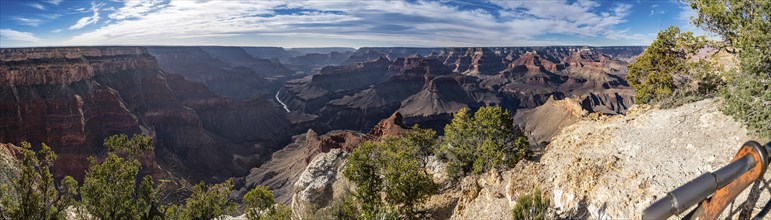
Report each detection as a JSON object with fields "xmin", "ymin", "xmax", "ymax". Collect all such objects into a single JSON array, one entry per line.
[
  {"xmin": 291, "ymin": 148, "xmax": 347, "ymax": 217},
  {"xmin": 514, "ymin": 97, "xmax": 587, "ymax": 144},
  {"xmin": 540, "ymin": 99, "xmax": 766, "ymax": 219},
  {"xmin": 0, "ymin": 143, "xmax": 20, "ymax": 187}
]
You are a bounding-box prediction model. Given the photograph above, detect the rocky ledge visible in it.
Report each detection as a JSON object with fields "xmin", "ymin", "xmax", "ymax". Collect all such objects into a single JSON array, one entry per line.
[{"xmin": 0, "ymin": 47, "xmax": 158, "ymax": 86}]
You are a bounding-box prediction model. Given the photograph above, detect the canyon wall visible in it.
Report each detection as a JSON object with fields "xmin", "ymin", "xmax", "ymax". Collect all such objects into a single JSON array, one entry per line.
[
  {"xmin": 280, "ymin": 46, "xmax": 642, "ymax": 133},
  {"xmin": 0, "ymin": 47, "xmax": 295, "ymax": 182}
]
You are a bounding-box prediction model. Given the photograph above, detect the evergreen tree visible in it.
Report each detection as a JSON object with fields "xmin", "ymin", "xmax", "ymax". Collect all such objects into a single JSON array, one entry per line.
[
  {"xmin": 686, "ymin": 0, "xmax": 771, "ymax": 139},
  {"xmin": 243, "ymin": 185, "xmax": 290, "ymax": 220},
  {"xmin": 343, "ymin": 141, "xmax": 383, "ymax": 219},
  {"xmin": 0, "ymin": 142, "xmax": 78, "ymax": 220},
  {"xmin": 171, "ymin": 179, "xmax": 237, "ymax": 220},
  {"xmin": 442, "ymin": 106, "xmax": 529, "ymax": 178},
  {"xmin": 79, "ymin": 134, "xmax": 159, "ymax": 220},
  {"xmin": 81, "ymin": 154, "xmax": 142, "ymax": 219},
  {"xmin": 343, "ymin": 127, "xmax": 439, "ymax": 219},
  {"xmin": 626, "ymin": 26, "xmax": 708, "ymax": 104}
]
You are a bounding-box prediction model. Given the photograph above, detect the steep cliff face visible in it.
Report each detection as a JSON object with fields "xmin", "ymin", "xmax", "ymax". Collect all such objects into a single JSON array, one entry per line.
[
  {"xmin": 0, "ymin": 47, "xmax": 155, "ymax": 179},
  {"xmin": 0, "ymin": 47, "xmax": 292, "ymax": 182},
  {"xmin": 286, "ymin": 51, "xmax": 354, "ymax": 75},
  {"xmin": 199, "ymin": 46, "xmax": 294, "ymax": 77},
  {"xmin": 147, "ymin": 46, "xmax": 297, "ymax": 100}
]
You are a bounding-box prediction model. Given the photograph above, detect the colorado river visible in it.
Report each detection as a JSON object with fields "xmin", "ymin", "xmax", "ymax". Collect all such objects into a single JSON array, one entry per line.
[{"xmin": 275, "ymin": 90, "xmax": 291, "ymax": 112}]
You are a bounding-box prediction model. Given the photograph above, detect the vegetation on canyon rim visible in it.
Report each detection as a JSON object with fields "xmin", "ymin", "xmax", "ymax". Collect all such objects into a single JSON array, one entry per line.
[
  {"xmin": 342, "ymin": 106, "xmax": 531, "ymax": 219},
  {"xmin": 0, "ymin": 135, "xmax": 289, "ymax": 220},
  {"xmin": 627, "ymin": 0, "xmax": 770, "ymax": 139},
  {"xmin": 0, "ymin": 0, "xmax": 768, "ymax": 219},
  {"xmin": 511, "ymin": 189, "xmax": 549, "ymax": 220}
]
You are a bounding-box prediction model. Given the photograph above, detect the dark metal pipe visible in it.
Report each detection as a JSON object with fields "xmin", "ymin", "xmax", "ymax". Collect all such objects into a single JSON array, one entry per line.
[
  {"xmin": 754, "ymin": 142, "xmax": 771, "ymax": 220},
  {"xmin": 642, "ymin": 155, "xmax": 756, "ymax": 219},
  {"xmin": 714, "ymin": 155, "xmax": 757, "ymax": 187}
]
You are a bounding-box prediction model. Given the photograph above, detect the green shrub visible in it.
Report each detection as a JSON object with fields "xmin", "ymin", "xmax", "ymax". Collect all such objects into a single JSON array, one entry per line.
[
  {"xmin": 626, "ymin": 26, "xmax": 717, "ymax": 105},
  {"xmin": 684, "ymin": 0, "xmax": 771, "ymax": 139},
  {"xmin": 243, "ymin": 185, "xmax": 291, "ymax": 220},
  {"xmin": 0, "ymin": 142, "xmax": 78, "ymax": 220},
  {"xmin": 80, "ymin": 134, "xmax": 161, "ymax": 220},
  {"xmin": 166, "ymin": 179, "xmax": 237, "ymax": 220},
  {"xmin": 343, "ymin": 127, "xmax": 438, "ymax": 219},
  {"xmin": 441, "ymin": 106, "xmax": 529, "ymax": 179},
  {"xmin": 314, "ymin": 192, "xmax": 359, "ymax": 220},
  {"xmin": 512, "ymin": 189, "xmax": 549, "ymax": 220}
]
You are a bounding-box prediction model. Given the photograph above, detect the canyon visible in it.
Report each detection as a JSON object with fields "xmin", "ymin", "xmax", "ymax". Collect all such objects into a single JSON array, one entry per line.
[
  {"xmin": 0, "ymin": 45, "xmax": 644, "ymax": 204},
  {"xmin": 280, "ymin": 46, "xmax": 643, "ymax": 132}
]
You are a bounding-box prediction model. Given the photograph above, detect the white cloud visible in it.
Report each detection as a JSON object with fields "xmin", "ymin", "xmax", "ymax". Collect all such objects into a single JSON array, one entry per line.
[
  {"xmin": 63, "ymin": 0, "xmax": 640, "ymax": 47},
  {"xmin": 14, "ymin": 17, "xmax": 44, "ymax": 27},
  {"xmin": 68, "ymin": 2, "xmax": 102, "ymax": 30},
  {"xmin": 109, "ymin": 0, "xmax": 167, "ymax": 20},
  {"xmin": 47, "ymin": 0, "xmax": 63, "ymax": 5},
  {"xmin": 28, "ymin": 3, "xmax": 46, "ymax": 10},
  {"xmin": 605, "ymin": 28, "xmax": 650, "ymax": 42},
  {"xmin": 1, "ymin": 29, "xmax": 42, "ymax": 42},
  {"xmin": 52, "ymin": 29, "xmax": 63, "ymax": 33}
]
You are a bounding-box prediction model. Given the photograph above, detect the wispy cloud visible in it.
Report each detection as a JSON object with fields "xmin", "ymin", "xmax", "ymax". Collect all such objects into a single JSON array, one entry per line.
[
  {"xmin": 65, "ymin": 0, "xmax": 637, "ymax": 46},
  {"xmin": 69, "ymin": 2, "xmax": 102, "ymax": 30},
  {"xmin": 28, "ymin": 3, "xmax": 46, "ymax": 10},
  {"xmin": 47, "ymin": 0, "xmax": 63, "ymax": 5},
  {"xmin": 13, "ymin": 17, "xmax": 44, "ymax": 27},
  {"xmin": 42, "ymin": 13, "xmax": 63, "ymax": 20},
  {"xmin": 108, "ymin": 0, "xmax": 167, "ymax": 20},
  {"xmin": 649, "ymin": 3, "xmax": 665, "ymax": 16},
  {"xmin": 1, "ymin": 29, "xmax": 42, "ymax": 42},
  {"xmin": 605, "ymin": 28, "xmax": 649, "ymax": 41}
]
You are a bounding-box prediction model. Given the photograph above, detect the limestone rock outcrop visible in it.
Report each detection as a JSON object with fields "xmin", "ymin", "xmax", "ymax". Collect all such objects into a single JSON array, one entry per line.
[
  {"xmin": 539, "ymin": 99, "xmax": 764, "ymax": 219},
  {"xmin": 513, "ymin": 97, "xmax": 587, "ymax": 144},
  {"xmin": 290, "ymin": 148, "xmax": 347, "ymax": 216}
]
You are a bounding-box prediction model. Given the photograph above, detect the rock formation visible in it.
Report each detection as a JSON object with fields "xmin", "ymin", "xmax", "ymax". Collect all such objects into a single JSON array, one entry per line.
[
  {"xmin": 237, "ymin": 112, "xmax": 408, "ymax": 204},
  {"xmin": 285, "ymin": 98, "xmax": 768, "ymax": 219},
  {"xmin": 147, "ymin": 46, "xmax": 284, "ymax": 99},
  {"xmin": 0, "ymin": 47, "xmax": 295, "ymax": 183},
  {"xmin": 513, "ymin": 97, "xmax": 587, "ymax": 144},
  {"xmin": 539, "ymin": 99, "xmax": 765, "ymax": 219},
  {"xmin": 279, "ymin": 46, "xmax": 642, "ymax": 134}
]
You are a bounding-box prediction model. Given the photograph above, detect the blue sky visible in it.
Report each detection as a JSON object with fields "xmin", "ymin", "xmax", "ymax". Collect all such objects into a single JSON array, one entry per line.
[{"xmin": 0, "ymin": 0, "xmax": 702, "ymax": 48}]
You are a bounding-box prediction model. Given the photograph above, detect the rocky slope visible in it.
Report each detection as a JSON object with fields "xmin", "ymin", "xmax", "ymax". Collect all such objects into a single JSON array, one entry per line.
[
  {"xmin": 513, "ymin": 97, "xmax": 587, "ymax": 144},
  {"xmin": 286, "ymin": 98, "xmax": 768, "ymax": 219},
  {"xmin": 235, "ymin": 113, "xmax": 407, "ymax": 204},
  {"xmin": 0, "ymin": 143, "xmax": 20, "ymax": 188},
  {"xmin": 0, "ymin": 47, "xmax": 296, "ymax": 182},
  {"xmin": 539, "ymin": 99, "xmax": 769, "ymax": 219}
]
